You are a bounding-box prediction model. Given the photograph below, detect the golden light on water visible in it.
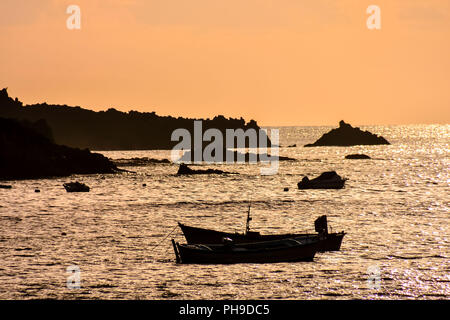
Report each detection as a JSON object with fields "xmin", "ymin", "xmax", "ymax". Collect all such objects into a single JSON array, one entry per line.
[{"xmin": 0, "ymin": 125, "xmax": 448, "ymax": 299}]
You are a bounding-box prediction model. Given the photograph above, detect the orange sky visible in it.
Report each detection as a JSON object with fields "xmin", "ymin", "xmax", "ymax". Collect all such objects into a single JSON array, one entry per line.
[{"xmin": 1, "ymin": 0, "xmax": 449, "ymax": 125}]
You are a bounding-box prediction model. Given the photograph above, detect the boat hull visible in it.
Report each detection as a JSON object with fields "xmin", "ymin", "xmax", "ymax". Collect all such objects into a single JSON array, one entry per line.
[
  {"xmin": 178, "ymin": 223, "xmax": 345, "ymax": 252},
  {"xmin": 174, "ymin": 238, "xmax": 318, "ymax": 264}
]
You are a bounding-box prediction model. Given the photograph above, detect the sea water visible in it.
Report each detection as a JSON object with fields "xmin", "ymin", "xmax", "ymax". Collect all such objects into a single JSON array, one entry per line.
[{"xmin": 0, "ymin": 125, "xmax": 448, "ymax": 299}]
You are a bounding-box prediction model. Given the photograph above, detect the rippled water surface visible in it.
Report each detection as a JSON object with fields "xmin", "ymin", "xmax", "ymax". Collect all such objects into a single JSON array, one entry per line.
[{"xmin": 0, "ymin": 125, "xmax": 448, "ymax": 299}]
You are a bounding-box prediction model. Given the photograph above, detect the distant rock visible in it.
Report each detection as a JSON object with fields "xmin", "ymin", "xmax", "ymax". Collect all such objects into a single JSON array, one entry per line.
[
  {"xmin": 178, "ymin": 149, "xmax": 296, "ymax": 163},
  {"xmin": 113, "ymin": 157, "xmax": 171, "ymax": 167},
  {"xmin": 345, "ymin": 154, "xmax": 371, "ymax": 159},
  {"xmin": 304, "ymin": 121, "xmax": 390, "ymax": 147},
  {"xmin": 0, "ymin": 117, "xmax": 120, "ymax": 180},
  {"xmin": 177, "ymin": 164, "xmax": 237, "ymax": 175},
  {"xmin": 0, "ymin": 184, "xmax": 12, "ymax": 189}
]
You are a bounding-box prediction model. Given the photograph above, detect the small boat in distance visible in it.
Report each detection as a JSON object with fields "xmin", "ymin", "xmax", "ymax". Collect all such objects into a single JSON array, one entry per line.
[
  {"xmin": 297, "ymin": 171, "xmax": 347, "ymax": 189},
  {"xmin": 179, "ymin": 212, "xmax": 345, "ymax": 252},
  {"xmin": 171, "ymin": 237, "xmax": 319, "ymax": 264},
  {"xmin": 63, "ymin": 182, "xmax": 90, "ymax": 192}
]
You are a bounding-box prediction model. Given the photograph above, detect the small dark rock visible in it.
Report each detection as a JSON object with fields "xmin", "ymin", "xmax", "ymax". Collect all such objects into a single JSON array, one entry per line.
[
  {"xmin": 178, "ymin": 149, "xmax": 296, "ymax": 163},
  {"xmin": 177, "ymin": 163, "xmax": 236, "ymax": 175},
  {"xmin": 345, "ymin": 154, "xmax": 371, "ymax": 159},
  {"xmin": 113, "ymin": 157, "xmax": 171, "ymax": 167}
]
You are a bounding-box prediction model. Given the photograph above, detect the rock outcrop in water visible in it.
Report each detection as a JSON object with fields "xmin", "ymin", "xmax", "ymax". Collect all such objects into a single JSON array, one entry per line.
[
  {"xmin": 177, "ymin": 164, "xmax": 236, "ymax": 175},
  {"xmin": 304, "ymin": 121, "xmax": 390, "ymax": 147},
  {"xmin": 345, "ymin": 154, "xmax": 371, "ymax": 159},
  {"xmin": 0, "ymin": 117, "xmax": 119, "ymax": 180},
  {"xmin": 0, "ymin": 88, "xmax": 268, "ymax": 150},
  {"xmin": 178, "ymin": 149, "xmax": 295, "ymax": 163},
  {"xmin": 112, "ymin": 157, "xmax": 171, "ymax": 167}
]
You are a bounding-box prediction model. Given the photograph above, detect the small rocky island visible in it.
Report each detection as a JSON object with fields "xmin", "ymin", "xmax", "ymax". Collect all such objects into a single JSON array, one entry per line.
[
  {"xmin": 304, "ymin": 121, "xmax": 390, "ymax": 147},
  {"xmin": 0, "ymin": 117, "xmax": 119, "ymax": 180}
]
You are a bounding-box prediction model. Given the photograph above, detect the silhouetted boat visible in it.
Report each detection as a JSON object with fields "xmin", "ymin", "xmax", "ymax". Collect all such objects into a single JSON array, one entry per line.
[
  {"xmin": 63, "ymin": 182, "xmax": 90, "ymax": 192},
  {"xmin": 178, "ymin": 215, "xmax": 345, "ymax": 252},
  {"xmin": 297, "ymin": 171, "xmax": 347, "ymax": 189},
  {"xmin": 171, "ymin": 237, "xmax": 318, "ymax": 264}
]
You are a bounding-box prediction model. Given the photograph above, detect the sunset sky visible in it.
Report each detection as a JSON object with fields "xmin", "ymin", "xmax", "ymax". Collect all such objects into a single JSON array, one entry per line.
[{"xmin": 1, "ymin": 0, "xmax": 449, "ymax": 125}]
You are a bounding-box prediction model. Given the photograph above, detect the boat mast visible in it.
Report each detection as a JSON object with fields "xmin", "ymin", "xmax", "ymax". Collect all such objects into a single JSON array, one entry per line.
[{"xmin": 245, "ymin": 202, "xmax": 252, "ymax": 234}]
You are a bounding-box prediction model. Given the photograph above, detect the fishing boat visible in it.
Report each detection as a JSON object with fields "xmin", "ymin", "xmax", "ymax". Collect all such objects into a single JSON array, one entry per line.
[
  {"xmin": 171, "ymin": 237, "xmax": 318, "ymax": 264},
  {"xmin": 297, "ymin": 171, "xmax": 347, "ymax": 189},
  {"xmin": 178, "ymin": 211, "xmax": 345, "ymax": 252}
]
